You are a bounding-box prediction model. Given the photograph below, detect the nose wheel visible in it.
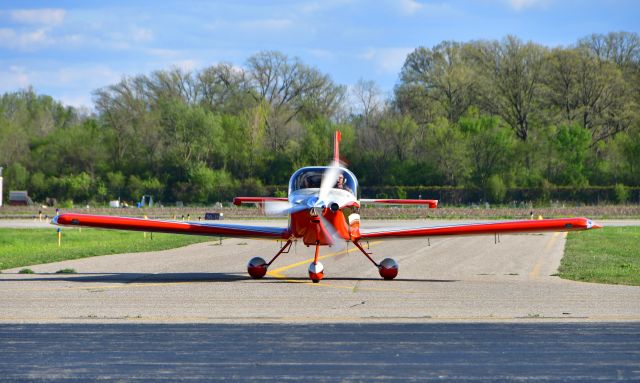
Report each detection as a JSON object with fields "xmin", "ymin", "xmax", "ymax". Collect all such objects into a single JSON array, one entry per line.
[
  {"xmin": 308, "ymin": 261, "xmax": 324, "ymax": 283},
  {"xmin": 308, "ymin": 241, "xmax": 325, "ymax": 283}
]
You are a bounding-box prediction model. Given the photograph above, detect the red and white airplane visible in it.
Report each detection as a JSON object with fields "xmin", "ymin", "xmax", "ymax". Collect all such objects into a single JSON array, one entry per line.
[{"xmin": 53, "ymin": 131, "xmax": 601, "ymax": 282}]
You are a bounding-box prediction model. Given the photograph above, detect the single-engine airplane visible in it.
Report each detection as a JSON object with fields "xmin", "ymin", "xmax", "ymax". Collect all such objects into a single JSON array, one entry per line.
[{"xmin": 53, "ymin": 131, "xmax": 601, "ymax": 282}]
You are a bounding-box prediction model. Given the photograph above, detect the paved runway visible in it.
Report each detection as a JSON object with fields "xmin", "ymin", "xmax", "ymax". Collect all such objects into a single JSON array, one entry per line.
[
  {"xmin": 2, "ymin": 219, "xmax": 640, "ymax": 381},
  {"xmin": 1, "ymin": 219, "xmax": 639, "ymax": 322},
  {"xmin": 1, "ymin": 322, "xmax": 639, "ymax": 382}
]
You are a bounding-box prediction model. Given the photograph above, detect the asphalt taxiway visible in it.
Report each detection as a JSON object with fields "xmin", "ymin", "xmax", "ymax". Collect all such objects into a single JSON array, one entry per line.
[
  {"xmin": 1, "ymin": 322, "xmax": 639, "ymax": 381},
  {"xmin": 2, "ymin": 219, "xmax": 640, "ymax": 381},
  {"xmin": 1, "ymin": 219, "xmax": 639, "ymax": 322}
]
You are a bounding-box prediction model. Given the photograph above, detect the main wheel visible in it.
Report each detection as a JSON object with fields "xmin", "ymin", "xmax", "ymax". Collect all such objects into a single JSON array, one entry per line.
[
  {"xmin": 247, "ymin": 257, "xmax": 268, "ymax": 279},
  {"xmin": 308, "ymin": 261, "xmax": 325, "ymax": 282},
  {"xmin": 378, "ymin": 258, "xmax": 398, "ymax": 280}
]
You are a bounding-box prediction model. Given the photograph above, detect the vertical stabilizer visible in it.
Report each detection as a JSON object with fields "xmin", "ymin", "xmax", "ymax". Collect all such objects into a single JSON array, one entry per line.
[{"xmin": 333, "ymin": 130, "xmax": 341, "ymax": 164}]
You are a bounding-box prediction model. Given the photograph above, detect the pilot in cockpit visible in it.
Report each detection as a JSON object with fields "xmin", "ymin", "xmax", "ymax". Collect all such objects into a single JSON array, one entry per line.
[{"xmin": 335, "ymin": 172, "xmax": 353, "ymax": 194}]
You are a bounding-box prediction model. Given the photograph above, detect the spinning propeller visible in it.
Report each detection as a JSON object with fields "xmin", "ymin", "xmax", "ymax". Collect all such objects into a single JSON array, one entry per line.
[{"xmin": 263, "ymin": 162, "xmax": 347, "ymax": 248}]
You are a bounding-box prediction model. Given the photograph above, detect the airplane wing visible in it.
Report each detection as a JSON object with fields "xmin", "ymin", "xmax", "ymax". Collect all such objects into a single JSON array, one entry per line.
[
  {"xmin": 360, "ymin": 199, "xmax": 438, "ymax": 208},
  {"xmin": 52, "ymin": 213, "xmax": 290, "ymax": 240},
  {"xmin": 359, "ymin": 217, "xmax": 600, "ymax": 240}
]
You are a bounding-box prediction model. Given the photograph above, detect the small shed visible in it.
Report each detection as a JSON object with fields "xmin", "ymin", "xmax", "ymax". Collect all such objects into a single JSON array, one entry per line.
[{"xmin": 9, "ymin": 191, "xmax": 33, "ymax": 206}]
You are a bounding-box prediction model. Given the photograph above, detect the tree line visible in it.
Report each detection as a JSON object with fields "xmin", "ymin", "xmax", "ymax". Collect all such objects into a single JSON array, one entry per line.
[{"xmin": 1, "ymin": 32, "xmax": 639, "ymax": 205}]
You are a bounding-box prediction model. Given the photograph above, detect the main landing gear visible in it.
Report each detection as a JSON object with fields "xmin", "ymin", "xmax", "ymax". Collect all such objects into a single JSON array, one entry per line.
[
  {"xmin": 247, "ymin": 239, "xmax": 399, "ymax": 281},
  {"xmin": 247, "ymin": 240, "xmax": 293, "ymax": 279},
  {"xmin": 353, "ymin": 241, "xmax": 399, "ymax": 280},
  {"xmin": 246, "ymin": 239, "xmax": 325, "ymax": 283}
]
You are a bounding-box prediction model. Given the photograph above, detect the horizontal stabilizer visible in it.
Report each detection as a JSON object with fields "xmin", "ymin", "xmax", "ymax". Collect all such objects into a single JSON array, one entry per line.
[
  {"xmin": 360, "ymin": 199, "xmax": 438, "ymax": 208},
  {"xmin": 233, "ymin": 197, "xmax": 288, "ymax": 206}
]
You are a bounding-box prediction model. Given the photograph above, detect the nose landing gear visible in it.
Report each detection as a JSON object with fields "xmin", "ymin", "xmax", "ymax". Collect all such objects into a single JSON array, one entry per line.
[{"xmin": 309, "ymin": 241, "xmax": 324, "ymax": 283}]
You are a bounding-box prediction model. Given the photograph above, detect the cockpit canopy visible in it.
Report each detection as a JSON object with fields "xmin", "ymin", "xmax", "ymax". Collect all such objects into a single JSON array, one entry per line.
[{"xmin": 289, "ymin": 166, "xmax": 358, "ymax": 196}]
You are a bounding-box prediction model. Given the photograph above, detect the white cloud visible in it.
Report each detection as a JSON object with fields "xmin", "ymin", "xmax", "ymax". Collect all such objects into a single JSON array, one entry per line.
[
  {"xmin": 147, "ymin": 48, "xmax": 181, "ymax": 58},
  {"xmin": 10, "ymin": 9, "xmax": 65, "ymax": 26},
  {"xmin": 307, "ymin": 48, "xmax": 335, "ymax": 60},
  {"xmin": 0, "ymin": 27, "xmax": 52, "ymax": 50},
  {"xmin": 0, "ymin": 66, "xmax": 31, "ymax": 89},
  {"xmin": 239, "ymin": 18, "xmax": 293, "ymax": 30},
  {"xmin": 206, "ymin": 18, "xmax": 294, "ymax": 33},
  {"xmin": 298, "ymin": 0, "xmax": 355, "ymax": 14},
  {"xmin": 131, "ymin": 26, "xmax": 153, "ymax": 43},
  {"xmin": 172, "ymin": 60, "xmax": 200, "ymax": 72},
  {"xmin": 59, "ymin": 94, "xmax": 94, "ymax": 110},
  {"xmin": 506, "ymin": 0, "xmax": 551, "ymax": 11},
  {"xmin": 360, "ymin": 47, "xmax": 413, "ymax": 73},
  {"xmin": 397, "ymin": 0, "xmax": 424, "ymax": 15}
]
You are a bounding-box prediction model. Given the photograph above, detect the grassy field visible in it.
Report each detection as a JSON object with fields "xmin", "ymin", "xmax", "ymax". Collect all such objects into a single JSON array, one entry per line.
[
  {"xmin": 0, "ymin": 228, "xmax": 214, "ymax": 271},
  {"xmin": 559, "ymin": 226, "xmax": 640, "ymax": 286}
]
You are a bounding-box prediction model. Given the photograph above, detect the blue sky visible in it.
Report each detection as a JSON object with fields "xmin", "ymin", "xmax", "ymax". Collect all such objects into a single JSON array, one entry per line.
[{"xmin": 1, "ymin": 0, "xmax": 639, "ymax": 109}]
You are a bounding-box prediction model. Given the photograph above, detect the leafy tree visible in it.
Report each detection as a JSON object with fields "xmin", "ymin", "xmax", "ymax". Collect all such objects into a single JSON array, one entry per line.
[
  {"xmin": 399, "ymin": 41, "xmax": 476, "ymax": 123},
  {"xmin": 551, "ymin": 123, "xmax": 591, "ymax": 186},
  {"xmin": 424, "ymin": 117, "xmax": 469, "ymax": 186},
  {"xmin": 4, "ymin": 163, "xmax": 29, "ymax": 190},
  {"xmin": 458, "ymin": 109, "xmax": 515, "ymax": 188}
]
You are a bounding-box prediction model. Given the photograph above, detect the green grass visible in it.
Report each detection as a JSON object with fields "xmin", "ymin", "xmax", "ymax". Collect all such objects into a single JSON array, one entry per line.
[
  {"xmin": 55, "ymin": 268, "xmax": 77, "ymax": 274},
  {"xmin": 0, "ymin": 228, "xmax": 214, "ymax": 271},
  {"xmin": 560, "ymin": 226, "xmax": 640, "ymax": 286}
]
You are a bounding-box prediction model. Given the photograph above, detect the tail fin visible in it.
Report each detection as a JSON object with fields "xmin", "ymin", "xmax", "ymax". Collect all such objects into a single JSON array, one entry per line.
[{"xmin": 333, "ymin": 130, "xmax": 341, "ymax": 164}]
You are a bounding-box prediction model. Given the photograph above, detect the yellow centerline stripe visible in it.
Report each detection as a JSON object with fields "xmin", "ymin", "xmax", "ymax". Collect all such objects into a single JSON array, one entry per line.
[
  {"xmin": 266, "ymin": 242, "xmax": 381, "ymax": 277},
  {"xmin": 264, "ymin": 240, "xmax": 423, "ymax": 293},
  {"xmin": 528, "ymin": 232, "xmax": 563, "ymax": 280}
]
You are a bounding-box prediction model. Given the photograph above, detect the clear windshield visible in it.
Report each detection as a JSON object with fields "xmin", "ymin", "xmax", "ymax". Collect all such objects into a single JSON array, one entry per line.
[{"xmin": 289, "ymin": 167, "xmax": 358, "ymax": 195}]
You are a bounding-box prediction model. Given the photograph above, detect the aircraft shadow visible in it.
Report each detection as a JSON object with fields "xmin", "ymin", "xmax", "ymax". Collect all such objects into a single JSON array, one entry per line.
[
  {"xmin": 0, "ymin": 272, "xmax": 457, "ymax": 284},
  {"xmin": 0, "ymin": 272, "xmax": 247, "ymax": 283},
  {"xmin": 262, "ymin": 277, "xmax": 458, "ymax": 283}
]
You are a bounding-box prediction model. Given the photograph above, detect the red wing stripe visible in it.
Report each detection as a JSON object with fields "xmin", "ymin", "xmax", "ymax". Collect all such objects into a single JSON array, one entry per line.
[
  {"xmin": 53, "ymin": 214, "xmax": 290, "ymax": 239},
  {"xmin": 360, "ymin": 218, "xmax": 595, "ymax": 239}
]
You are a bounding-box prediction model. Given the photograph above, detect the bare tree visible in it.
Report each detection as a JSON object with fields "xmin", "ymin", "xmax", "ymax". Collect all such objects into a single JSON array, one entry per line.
[
  {"xmin": 351, "ymin": 78, "xmax": 384, "ymax": 127},
  {"xmin": 470, "ymin": 36, "xmax": 547, "ymax": 141},
  {"xmin": 197, "ymin": 63, "xmax": 251, "ymax": 113},
  {"xmin": 246, "ymin": 51, "xmax": 345, "ymax": 151},
  {"xmin": 579, "ymin": 32, "xmax": 640, "ymax": 67}
]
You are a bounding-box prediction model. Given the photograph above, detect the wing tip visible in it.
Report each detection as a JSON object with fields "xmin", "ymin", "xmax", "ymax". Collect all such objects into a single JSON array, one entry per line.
[{"xmin": 587, "ymin": 219, "xmax": 602, "ymax": 229}]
